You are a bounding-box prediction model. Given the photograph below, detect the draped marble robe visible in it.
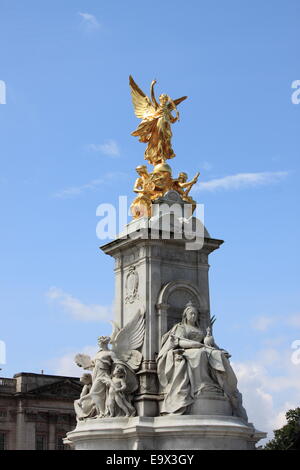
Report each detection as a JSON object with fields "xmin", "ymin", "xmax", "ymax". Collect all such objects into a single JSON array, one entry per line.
[{"xmin": 157, "ymin": 322, "xmax": 248, "ymax": 421}]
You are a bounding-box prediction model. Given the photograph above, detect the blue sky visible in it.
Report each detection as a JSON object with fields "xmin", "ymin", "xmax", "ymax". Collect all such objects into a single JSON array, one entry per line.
[{"xmin": 0, "ymin": 0, "xmax": 299, "ymax": 441}]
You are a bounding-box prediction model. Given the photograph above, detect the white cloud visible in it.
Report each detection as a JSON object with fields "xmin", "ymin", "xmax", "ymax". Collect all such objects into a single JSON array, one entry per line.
[
  {"xmin": 88, "ymin": 140, "xmax": 120, "ymax": 157},
  {"xmin": 47, "ymin": 287, "xmax": 113, "ymax": 322},
  {"xmin": 232, "ymin": 350, "xmax": 300, "ymax": 445},
  {"xmin": 48, "ymin": 345, "xmax": 98, "ymax": 377},
  {"xmin": 252, "ymin": 315, "xmax": 276, "ymax": 331},
  {"xmin": 286, "ymin": 313, "xmax": 300, "ymax": 328},
  {"xmin": 53, "ymin": 178, "xmax": 103, "ymax": 198},
  {"xmin": 251, "ymin": 313, "xmax": 300, "ymax": 332},
  {"xmin": 262, "ymin": 336, "xmax": 287, "ymax": 348},
  {"xmin": 194, "ymin": 171, "xmax": 288, "ymax": 192},
  {"xmin": 200, "ymin": 161, "xmax": 213, "ymax": 171},
  {"xmin": 78, "ymin": 12, "xmax": 100, "ymax": 31},
  {"xmin": 52, "ymin": 172, "xmax": 127, "ymax": 198},
  {"xmin": 271, "ymin": 402, "xmax": 296, "ymax": 430},
  {"xmin": 259, "ymin": 348, "xmax": 281, "ymax": 365}
]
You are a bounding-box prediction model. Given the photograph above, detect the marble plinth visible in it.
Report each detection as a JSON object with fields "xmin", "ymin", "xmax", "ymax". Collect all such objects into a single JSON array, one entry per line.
[
  {"xmin": 101, "ymin": 212, "xmax": 224, "ymax": 416},
  {"xmin": 65, "ymin": 415, "xmax": 266, "ymax": 450},
  {"xmin": 66, "ymin": 201, "xmax": 267, "ymax": 450},
  {"xmin": 189, "ymin": 392, "xmax": 233, "ymax": 416}
]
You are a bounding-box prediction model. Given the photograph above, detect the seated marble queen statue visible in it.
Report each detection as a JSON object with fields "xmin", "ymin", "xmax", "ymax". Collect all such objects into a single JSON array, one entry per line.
[{"xmin": 157, "ymin": 302, "xmax": 248, "ymax": 421}]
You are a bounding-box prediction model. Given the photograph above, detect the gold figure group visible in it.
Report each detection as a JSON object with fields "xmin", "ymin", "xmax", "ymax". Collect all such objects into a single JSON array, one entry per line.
[{"xmin": 129, "ymin": 76, "xmax": 199, "ymax": 219}]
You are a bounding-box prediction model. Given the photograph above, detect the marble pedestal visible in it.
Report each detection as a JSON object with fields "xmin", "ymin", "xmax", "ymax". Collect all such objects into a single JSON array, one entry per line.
[
  {"xmin": 67, "ymin": 195, "xmax": 266, "ymax": 450},
  {"xmin": 100, "ymin": 206, "xmax": 223, "ymax": 417},
  {"xmin": 65, "ymin": 415, "xmax": 265, "ymax": 450}
]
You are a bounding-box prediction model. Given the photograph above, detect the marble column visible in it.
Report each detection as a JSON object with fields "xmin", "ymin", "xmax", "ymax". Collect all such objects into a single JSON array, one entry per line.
[{"xmin": 101, "ymin": 211, "xmax": 223, "ymax": 416}]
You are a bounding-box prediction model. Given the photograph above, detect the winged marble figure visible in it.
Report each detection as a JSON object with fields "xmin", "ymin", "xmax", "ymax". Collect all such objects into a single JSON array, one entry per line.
[
  {"xmin": 74, "ymin": 310, "xmax": 145, "ymax": 418},
  {"xmin": 129, "ymin": 75, "xmax": 187, "ymax": 166}
]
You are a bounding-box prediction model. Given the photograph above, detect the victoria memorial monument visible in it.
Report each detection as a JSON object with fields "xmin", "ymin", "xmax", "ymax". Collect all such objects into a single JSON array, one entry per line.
[{"xmin": 65, "ymin": 76, "xmax": 266, "ymax": 450}]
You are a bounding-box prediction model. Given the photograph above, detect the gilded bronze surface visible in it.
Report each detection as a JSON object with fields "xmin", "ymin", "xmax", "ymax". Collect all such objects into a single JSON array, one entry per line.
[
  {"xmin": 129, "ymin": 76, "xmax": 199, "ymax": 219},
  {"xmin": 129, "ymin": 75, "xmax": 187, "ymax": 166}
]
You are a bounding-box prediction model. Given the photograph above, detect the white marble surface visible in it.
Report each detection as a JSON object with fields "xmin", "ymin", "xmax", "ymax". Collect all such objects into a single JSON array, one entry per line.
[
  {"xmin": 65, "ymin": 415, "xmax": 266, "ymax": 450},
  {"xmin": 67, "ymin": 206, "xmax": 267, "ymax": 449}
]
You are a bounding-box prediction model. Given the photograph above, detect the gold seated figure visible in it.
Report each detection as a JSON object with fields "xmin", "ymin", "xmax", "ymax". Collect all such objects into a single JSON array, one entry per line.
[{"xmin": 130, "ymin": 164, "xmax": 199, "ymax": 219}]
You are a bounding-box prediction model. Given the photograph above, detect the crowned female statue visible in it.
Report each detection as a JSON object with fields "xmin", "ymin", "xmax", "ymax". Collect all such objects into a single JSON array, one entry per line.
[{"xmin": 157, "ymin": 302, "xmax": 248, "ymax": 421}]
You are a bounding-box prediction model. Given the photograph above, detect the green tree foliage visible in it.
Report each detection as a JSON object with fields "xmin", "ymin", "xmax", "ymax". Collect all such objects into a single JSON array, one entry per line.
[{"xmin": 264, "ymin": 407, "xmax": 300, "ymax": 450}]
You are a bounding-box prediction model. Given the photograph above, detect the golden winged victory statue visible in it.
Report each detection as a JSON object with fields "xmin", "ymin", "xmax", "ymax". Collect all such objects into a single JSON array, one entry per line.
[
  {"xmin": 129, "ymin": 76, "xmax": 199, "ymax": 219},
  {"xmin": 130, "ymin": 75, "xmax": 187, "ymax": 165}
]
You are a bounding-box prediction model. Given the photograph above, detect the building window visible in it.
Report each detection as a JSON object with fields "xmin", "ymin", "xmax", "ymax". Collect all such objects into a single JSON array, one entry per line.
[
  {"xmin": 0, "ymin": 432, "xmax": 6, "ymax": 450},
  {"xmin": 35, "ymin": 434, "xmax": 47, "ymax": 450},
  {"xmin": 56, "ymin": 435, "xmax": 69, "ymax": 450}
]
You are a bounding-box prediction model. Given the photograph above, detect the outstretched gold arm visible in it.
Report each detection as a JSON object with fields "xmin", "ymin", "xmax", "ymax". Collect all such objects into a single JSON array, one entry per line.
[
  {"xmin": 150, "ymin": 79, "xmax": 159, "ymax": 109},
  {"xmin": 183, "ymin": 172, "xmax": 200, "ymax": 196}
]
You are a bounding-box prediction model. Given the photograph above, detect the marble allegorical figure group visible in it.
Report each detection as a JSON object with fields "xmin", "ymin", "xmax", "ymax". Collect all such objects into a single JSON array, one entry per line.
[
  {"xmin": 74, "ymin": 310, "xmax": 145, "ymax": 420},
  {"xmin": 73, "ymin": 302, "xmax": 247, "ymax": 423}
]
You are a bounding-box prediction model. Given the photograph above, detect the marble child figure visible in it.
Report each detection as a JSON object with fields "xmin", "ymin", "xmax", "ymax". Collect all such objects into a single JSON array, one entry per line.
[
  {"xmin": 74, "ymin": 373, "xmax": 94, "ymax": 420},
  {"xmin": 105, "ymin": 364, "xmax": 136, "ymax": 417}
]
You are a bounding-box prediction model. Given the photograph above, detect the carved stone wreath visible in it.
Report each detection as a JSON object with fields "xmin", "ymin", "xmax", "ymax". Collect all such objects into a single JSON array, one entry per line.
[{"xmin": 125, "ymin": 266, "xmax": 139, "ymax": 304}]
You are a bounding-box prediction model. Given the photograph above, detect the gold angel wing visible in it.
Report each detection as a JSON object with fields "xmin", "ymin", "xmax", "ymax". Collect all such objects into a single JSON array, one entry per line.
[
  {"xmin": 173, "ymin": 96, "xmax": 188, "ymax": 106},
  {"xmin": 129, "ymin": 75, "xmax": 156, "ymax": 119}
]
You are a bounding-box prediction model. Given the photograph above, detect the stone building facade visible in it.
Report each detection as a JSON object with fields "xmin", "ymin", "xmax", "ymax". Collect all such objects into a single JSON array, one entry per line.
[{"xmin": 0, "ymin": 372, "xmax": 81, "ymax": 450}]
